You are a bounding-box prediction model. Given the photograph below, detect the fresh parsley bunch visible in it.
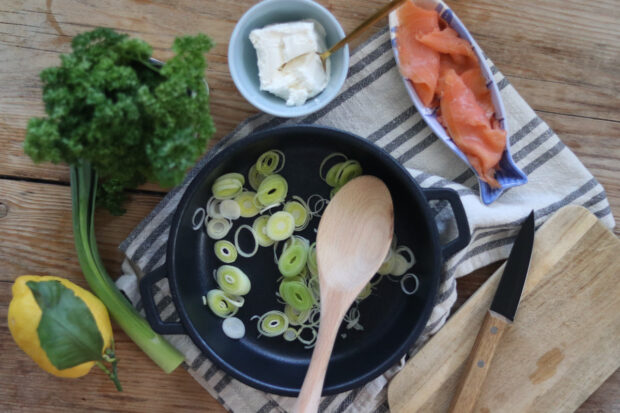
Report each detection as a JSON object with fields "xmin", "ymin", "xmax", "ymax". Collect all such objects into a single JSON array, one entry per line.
[{"xmin": 25, "ymin": 28, "xmax": 215, "ymax": 214}]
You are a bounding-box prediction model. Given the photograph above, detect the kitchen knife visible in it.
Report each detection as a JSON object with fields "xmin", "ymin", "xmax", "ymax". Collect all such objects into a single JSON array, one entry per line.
[{"xmin": 448, "ymin": 210, "xmax": 536, "ymax": 413}]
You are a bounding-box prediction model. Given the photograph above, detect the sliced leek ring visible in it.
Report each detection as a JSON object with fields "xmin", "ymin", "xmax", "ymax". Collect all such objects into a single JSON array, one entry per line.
[
  {"xmin": 256, "ymin": 174, "xmax": 288, "ymax": 206},
  {"xmin": 266, "ymin": 211, "xmax": 295, "ymax": 241},
  {"xmin": 235, "ymin": 191, "xmax": 260, "ymax": 218},
  {"xmin": 319, "ymin": 152, "xmax": 348, "ymax": 182},
  {"xmin": 219, "ymin": 199, "xmax": 241, "ymax": 220},
  {"xmin": 335, "ymin": 160, "xmax": 362, "ymax": 187},
  {"xmin": 206, "ymin": 217, "xmax": 232, "ymax": 240},
  {"xmin": 307, "ymin": 242, "xmax": 318, "ymax": 277},
  {"xmin": 222, "ymin": 317, "xmax": 245, "ymax": 339},
  {"xmin": 206, "ymin": 289, "xmax": 239, "ymax": 318},
  {"xmin": 252, "ymin": 215, "xmax": 274, "ymax": 247},
  {"xmin": 212, "ymin": 173, "xmax": 245, "ymax": 200},
  {"xmin": 278, "ymin": 240, "xmax": 308, "ymax": 277},
  {"xmin": 214, "ymin": 240, "xmax": 237, "ymax": 263},
  {"xmin": 234, "ymin": 225, "xmax": 259, "ymax": 258},
  {"xmin": 216, "ymin": 265, "xmax": 251, "ymax": 296},
  {"xmin": 283, "ymin": 200, "xmax": 309, "ymax": 230},
  {"xmin": 279, "ymin": 280, "xmax": 314, "ymax": 312},
  {"xmin": 284, "ymin": 304, "xmax": 310, "ymax": 326},
  {"xmin": 400, "ymin": 273, "xmax": 420, "ymax": 295},
  {"xmin": 257, "ymin": 311, "xmax": 289, "ymax": 337},
  {"xmin": 391, "ymin": 253, "xmax": 410, "ymax": 276},
  {"xmin": 256, "ymin": 150, "xmax": 285, "ymax": 175},
  {"xmin": 248, "ymin": 164, "xmax": 265, "ymax": 191}
]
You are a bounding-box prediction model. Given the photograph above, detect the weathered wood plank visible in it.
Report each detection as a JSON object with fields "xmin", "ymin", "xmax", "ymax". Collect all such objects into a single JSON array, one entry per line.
[
  {"xmin": 1, "ymin": 0, "xmax": 618, "ymax": 411},
  {"xmin": 0, "ymin": 0, "xmax": 618, "ymax": 183}
]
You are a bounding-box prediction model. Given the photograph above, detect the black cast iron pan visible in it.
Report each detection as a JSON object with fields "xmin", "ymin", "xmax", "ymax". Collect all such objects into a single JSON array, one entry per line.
[{"xmin": 139, "ymin": 125, "xmax": 470, "ymax": 396}]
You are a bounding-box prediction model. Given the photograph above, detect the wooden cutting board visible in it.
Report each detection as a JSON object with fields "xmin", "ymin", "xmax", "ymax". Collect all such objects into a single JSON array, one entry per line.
[{"xmin": 388, "ymin": 205, "xmax": 620, "ymax": 413}]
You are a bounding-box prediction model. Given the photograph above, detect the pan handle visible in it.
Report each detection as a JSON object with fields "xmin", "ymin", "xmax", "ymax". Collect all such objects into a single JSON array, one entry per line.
[
  {"xmin": 139, "ymin": 264, "xmax": 186, "ymax": 335},
  {"xmin": 423, "ymin": 187, "xmax": 471, "ymax": 259}
]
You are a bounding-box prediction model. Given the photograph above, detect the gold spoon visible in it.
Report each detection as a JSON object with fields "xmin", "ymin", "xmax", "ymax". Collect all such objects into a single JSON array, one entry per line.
[
  {"xmin": 319, "ymin": 0, "xmax": 407, "ymax": 66},
  {"xmin": 294, "ymin": 176, "xmax": 394, "ymax": 413},
  {"xmin": 280, "ymin": 0, "xmax": 407, "ymax": 71}
]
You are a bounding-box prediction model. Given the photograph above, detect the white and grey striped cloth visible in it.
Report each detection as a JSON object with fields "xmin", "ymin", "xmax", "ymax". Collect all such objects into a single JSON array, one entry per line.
[{"xmin": 117, "ymin": 27, "xmax": 614, "ymax": 413}]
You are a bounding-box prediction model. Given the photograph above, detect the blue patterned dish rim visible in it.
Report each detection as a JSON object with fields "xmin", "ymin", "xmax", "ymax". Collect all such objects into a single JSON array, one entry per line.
[{"xmin": 388, "ymin": 0, "xmax": 527, "ymax": 204}]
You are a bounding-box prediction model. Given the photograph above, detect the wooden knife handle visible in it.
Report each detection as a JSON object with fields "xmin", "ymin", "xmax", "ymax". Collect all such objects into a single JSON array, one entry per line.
[{"xmin": 448, "ymin": 310, "xmax": 510, "ymax": 413}]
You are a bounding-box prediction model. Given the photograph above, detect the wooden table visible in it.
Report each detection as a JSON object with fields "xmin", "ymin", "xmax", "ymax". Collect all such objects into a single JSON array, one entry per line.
[{"xmin": 1, "ymin": 0, "xmax": 618, "ymax": 411}]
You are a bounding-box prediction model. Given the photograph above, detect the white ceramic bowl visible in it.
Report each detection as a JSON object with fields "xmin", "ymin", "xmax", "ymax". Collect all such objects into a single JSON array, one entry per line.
[{"xmin": 228, "ymin": 0, "xmax": 349, "ymax": 118}]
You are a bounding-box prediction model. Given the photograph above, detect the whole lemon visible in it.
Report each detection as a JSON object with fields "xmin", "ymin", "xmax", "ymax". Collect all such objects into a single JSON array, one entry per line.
[{"xmin": 8, "ymin": 275, "xmax": 114, "ymax": 378}]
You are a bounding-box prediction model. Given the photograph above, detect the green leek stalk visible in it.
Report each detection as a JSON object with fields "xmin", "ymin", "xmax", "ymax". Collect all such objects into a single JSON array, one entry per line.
[{"xmin": 71, "ymin": 162, "xmax": 184, "ymax": 373}]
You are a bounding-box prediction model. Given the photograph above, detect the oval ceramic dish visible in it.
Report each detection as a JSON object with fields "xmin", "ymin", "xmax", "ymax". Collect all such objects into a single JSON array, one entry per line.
[{"xmin": 389, "ymin": 0, "xmax": 527, "ymax": 204}]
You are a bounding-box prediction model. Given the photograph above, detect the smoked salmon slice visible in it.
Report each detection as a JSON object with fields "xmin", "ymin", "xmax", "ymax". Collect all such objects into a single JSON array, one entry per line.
[
  {"xmin": 438, "ymin": 69, "xmax": 506, "ymax": 187},
  {"xmin": 395, "ymin": 1, "xmax": 440, "ymax": 106},
  {"xmin": 460, "ymin": 67, "xmax": 494, "ymax": 119},
  {"xmin": 417, "ymin": 26, "xmax": 474, "ymax": 60},
  {"xmin": 395, "ymin": 0, "xmax": 506, "ymax": 187}
]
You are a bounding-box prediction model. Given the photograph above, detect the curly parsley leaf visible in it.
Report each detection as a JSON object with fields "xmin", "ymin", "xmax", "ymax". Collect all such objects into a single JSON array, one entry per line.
[{"xmin": 24, "ymin": 28, "xmax": 215, "ymax": 215}]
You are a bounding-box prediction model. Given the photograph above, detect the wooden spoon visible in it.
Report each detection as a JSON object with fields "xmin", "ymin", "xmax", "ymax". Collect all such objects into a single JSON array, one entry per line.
[{"xmin": 294, "ymin": 176, "xmax": 394, "ymax": 413}]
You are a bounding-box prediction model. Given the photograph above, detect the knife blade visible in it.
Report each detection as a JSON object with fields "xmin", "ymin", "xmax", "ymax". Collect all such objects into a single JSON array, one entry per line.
[
  {"xmin": 448, "ymin": 210, "xmax": 536, "ymax": 413},
  {"xmin": 490, "ymin": 210, "xmax": 536, "ymax": 322}
]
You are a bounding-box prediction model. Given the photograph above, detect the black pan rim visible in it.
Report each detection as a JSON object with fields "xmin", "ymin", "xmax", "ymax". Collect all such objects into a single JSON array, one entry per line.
[{"xmin": 166, "ymin": 124, "xmax": 443, "ymax": 396}]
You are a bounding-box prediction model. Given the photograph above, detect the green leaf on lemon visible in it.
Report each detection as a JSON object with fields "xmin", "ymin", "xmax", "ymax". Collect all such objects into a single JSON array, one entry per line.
[{"xmin": 27, "ymin": 280, "xmax": 104, "ymax": 370}]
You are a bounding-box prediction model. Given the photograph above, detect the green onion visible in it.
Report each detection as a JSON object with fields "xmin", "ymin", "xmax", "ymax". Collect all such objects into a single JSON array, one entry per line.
[
  {"xmin": 222, "ymin": 317, "xmax": 245, "ymax": 339},
  {"xmin": 296, "ymin": 325, "xmax": 318, "ymax": 347},
  {"xmin": 283, "ymin": 327, "xmax": 298, "ymax": 342},
  {"xmin": 307, "ymin": 194, "xmax": 327, "ymax": 217},
  {"xmin": 396, "ymin": 245, "xmax": 416, "ymax": 268},
  {"xmin": 192, "ymin": 207, "xmax": 206, "ymax": 230},
  {"xmin": 279, "ymin": 280, "xmax": 314, "ymax": 312},
  {"xmin": 325, "ymin": 162, "xmax": 345, "ymax": 187},
  {"xmin": 252, "ymin": 215, "xmax": 274, "ymax": 247},
  {"xmin": 307, "ymin": 242, "xmax": 318, "ymax": 277},
  {"xmin": 319, "ymin": 153, "xmax": 348, "ymax": 182},
  {"xmin": 219, "ymin": 199, "xmax": 241, "ymax": 220},
  {"xmin": 234, "ymin": 224, "xmax": 258, "ymax": 258},
  {"xmin": 206, "ymin": 289, "xmax": 240, "ymax": 318},
  {"xmin": 206, "ymin": 217, "xmax": 232, "ymax": 239},
  {"xmin": 212, "ymin": 173, "xmax": 245, "ymax": 200},
  {"xmin": 255, "ymin": 311, "xmax": 289, "ymax": 337},
  {"xmin": 335, "ymin": 160, "xmax": 363, "ymax": 186},
  {"xmin": 284, "ymin": 304, "xmax": 311, "ymax": 326},
  {"xmin": 278, "ymin": 239, "xmax": 308, "ymax": 277},
  {"xmin": 266, "ymin": 211, "xmax": 295, "ymax": 241},
  {"xmin": 284, "ymin": 199, "xmax": 309, "ymax": 230},
  {"xmin": 216, "ymin": 265, "xmax": 251, "ymax": 296},
  {"xmin": 235, "ymin": 191, "xmax": 260, "ymax": 218},
  {"xmin": 214, "ymin": 240, "xmax": 237, "ymax": 263},
  {"xmin": 256, "ymin": 150, "xmax": 285, "ymax": 175},
  {"xmin": 400, "ymin": 273, "xmax": 420, "ymax": 295},
  {"xmin": 391, "ymin": 253, "xmax": 409, "ymax": 276},
  {"xmin": 248, "ymin": 164, "xmax": 265, "ymax": 191},
  {"xmin": 256, "ymin": 174, "xmax": 288, "ymax": 206},
  {"xmin": 206, "ymin": 197, "xmax": 223, "ymax": 218}
]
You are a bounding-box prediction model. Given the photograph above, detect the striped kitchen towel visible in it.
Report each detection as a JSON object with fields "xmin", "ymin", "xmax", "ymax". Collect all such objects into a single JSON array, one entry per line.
[{"xmin": 116, "ymin": 26, "xmax": 615, "ymax": 413}]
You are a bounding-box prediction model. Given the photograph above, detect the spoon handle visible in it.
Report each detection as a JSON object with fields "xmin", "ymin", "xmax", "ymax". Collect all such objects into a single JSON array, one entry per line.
[
  {"xmin": 323, "ymin": 0, "xmax": 408, "ymax": 58},
  {"xmin": 294, "ymin": 302, "xmax": 346, "ymax": 413}
]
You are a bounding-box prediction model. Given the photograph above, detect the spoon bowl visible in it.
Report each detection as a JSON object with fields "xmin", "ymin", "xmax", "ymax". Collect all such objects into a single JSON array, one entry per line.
[{"xmin": 295, "ymin": 176, "xmax": 394, "ymax": 412}]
